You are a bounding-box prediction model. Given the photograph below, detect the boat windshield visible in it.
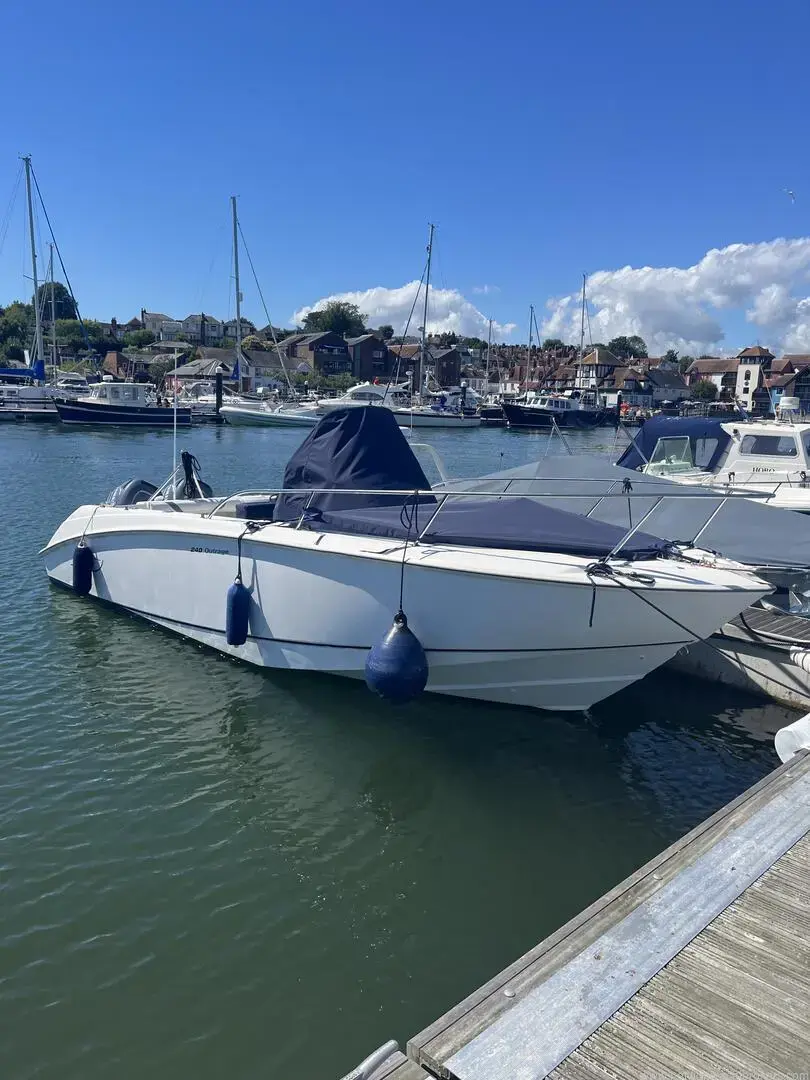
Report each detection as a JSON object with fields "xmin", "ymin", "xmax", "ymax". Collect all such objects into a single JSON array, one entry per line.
[{"xmin": 647, "ymin": 435, "xmax": 695, "ymax": 473}]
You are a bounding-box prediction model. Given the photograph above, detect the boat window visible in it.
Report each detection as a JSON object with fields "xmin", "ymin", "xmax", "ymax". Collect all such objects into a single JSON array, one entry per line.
[
  {"xmin": 693, "ymin": 437, "xmax": 720, "ymax": 467},
  {"xmin": 649, "ymin": 436, "xmax": 693, "ymax": 467},
  {"xmin": 96, "ymin": 386, "xmax": 107, "ymax": 400},
  {"xmin": 110, "ymin": 387, "xmax": 120, "ymax": 400},
  {"xmin": 739, "ymin": 434, "xmax": 798, "ymax": 457}
]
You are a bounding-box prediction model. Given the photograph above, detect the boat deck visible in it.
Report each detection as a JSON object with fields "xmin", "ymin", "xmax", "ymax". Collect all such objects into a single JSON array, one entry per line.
[
  {"xmin": 339, "ymin": 749, "xmax": 810, "ymax": 1080},
  {"xmin": 729, "ymin": 604, "xmax": 810, "ymax": 645}
]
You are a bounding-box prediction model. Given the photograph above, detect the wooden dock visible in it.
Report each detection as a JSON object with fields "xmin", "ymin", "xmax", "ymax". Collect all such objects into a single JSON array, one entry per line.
[{"xmin": 341, "ymin": 744, "xmax": 810, "ymax": 1080}]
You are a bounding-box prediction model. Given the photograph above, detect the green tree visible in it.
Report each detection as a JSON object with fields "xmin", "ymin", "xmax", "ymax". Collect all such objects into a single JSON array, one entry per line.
[
  {"xmin": 691, "ymin": 379, "xmax": 718, "ymax": 401},
  {"xmin": 0, "ymin": 301, "xmax": 34, "ymax": 359},
  {"xmin": 542, "ymin": 337, "xmax": 565, "ymax": 349},
  {"xmin": 678, "ymin": 354, "xmax": 694, "ymax": 374},
  {"xmin": 378, "ymin": 324, "xmax": 394, "ymax": 340},
  {"xmin": 2, "ymin": 344, "xmax": 25, "ymax": 364},
  {"xmin": 607, "ymin": 335, "xmax": 648, "ymax": 360},
  {"xmin": 302, "ymin": 300, "xmax": 367, "ymax": 337},
  {"xmin": 662, "ymin": 348, "xmax": 679, "ymax": 366},
  {"xmin": 35, "ymin": 282, "xmax": 77, "ymax": 321},
  {"xmin": 54, "ymin": 319, "xmax": 86, "ymax": 350},
  {"xmin": 123, "ymin": 329, "xmax": 156, "ymax": 348}
]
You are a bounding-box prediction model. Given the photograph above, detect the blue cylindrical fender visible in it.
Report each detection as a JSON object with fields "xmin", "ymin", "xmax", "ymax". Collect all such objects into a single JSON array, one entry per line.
[
  {"xmin": 226, "ymin": 580, "xmax": 251, "ymax": 646},
  {"xmin": 72, "ymin": 543, "xmax": 95, "ymax": 596}
]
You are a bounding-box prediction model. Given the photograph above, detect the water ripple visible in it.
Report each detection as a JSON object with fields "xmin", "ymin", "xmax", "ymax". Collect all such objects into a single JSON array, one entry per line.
[{"xmin": 0, "ymin": 424, "xmax": 787, "ymax": 1080}]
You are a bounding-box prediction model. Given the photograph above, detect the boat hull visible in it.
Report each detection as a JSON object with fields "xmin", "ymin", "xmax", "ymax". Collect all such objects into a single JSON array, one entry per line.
[
  {"xmin": 220, "ymin": 405, "xmax": 319, "ymax": 427},
  {"xmin": 54, "ymin": 399, "xmax": 192, "ymax": 426},
  {"xmin": 502, "ymin": 403, "xmax": 606, "ymax": 429},
  {"xmin": 42, "ymin": 506, "xmax": 768, "ymax": 712},
  {"xmin": 391, "ymin": 410, "xmax": 481, "ymax": 428}
]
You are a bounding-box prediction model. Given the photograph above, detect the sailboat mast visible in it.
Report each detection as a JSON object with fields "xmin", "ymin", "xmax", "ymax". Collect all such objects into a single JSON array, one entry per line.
[
  {"xmin": 579, "ymin": 273, "xmax": 587, "ymax": 360},
  {"xmin": 231, "ymin": 196, "xmax": 242, "ymax": 353},
  {"xmin": 419, "ymin": 223, "xmax": 434, "ymax": 397},
  {"xmin": 23, "ymin": 156, "xmax": 45, "ymax": 373},
  {"xmin": 486, "ymin": 317, "xmax": 492, "ymax": 386},
  {"xmin": 48, "ymin": 245, "xmax": 57, "ymax": 378},
  {"xmin": 526, "ymin": 304, "xmax": 534, "ymax": 388}
]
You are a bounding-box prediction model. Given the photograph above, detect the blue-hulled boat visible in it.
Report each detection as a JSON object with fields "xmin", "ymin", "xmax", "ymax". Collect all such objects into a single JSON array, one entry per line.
[{"xmin": 54, "ymin": 379, "xmax": 192, "ymax": 427}]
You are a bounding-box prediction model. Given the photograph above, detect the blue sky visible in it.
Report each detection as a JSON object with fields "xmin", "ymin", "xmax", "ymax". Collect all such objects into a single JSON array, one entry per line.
[{"xmin": 2, "ymin": 0, "xmax": 810, "ymax": 353}]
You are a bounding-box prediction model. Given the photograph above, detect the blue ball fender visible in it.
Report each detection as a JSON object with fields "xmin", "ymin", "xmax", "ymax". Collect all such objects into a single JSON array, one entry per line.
[
  {"xmin": 365, "ymin": 612, "xmax": 429, "ymax": 703},
  {"xmin": 225, "ymin": 580, "xmax": 251, "ymax": 646},
  {"xmin": 72, "ymin": 543, "xmax": 95, "ymax": 596}
]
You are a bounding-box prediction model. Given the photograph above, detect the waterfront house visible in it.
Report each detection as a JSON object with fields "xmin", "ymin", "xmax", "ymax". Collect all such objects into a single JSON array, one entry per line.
[
  {"xmin": 573, "ymin": 347, "xmax": 621, "ymax": 390},
  {"xmin": 685, "ymin": 357, "xmax": 739, "ymax": 398},
  {"xmin": 102, "ymin": 350, "xmax": 152, "ymax": 381},
  {"xmin": 222, "ymin": 318, "xmax": 257, "ymax": 342},
  {"xmin": 269, "ymin": 332, "xmax": 351, "ymax": 376},
  {"xmin": 346, "ymin": 334, "xmax": 396, "ymax": 381}
]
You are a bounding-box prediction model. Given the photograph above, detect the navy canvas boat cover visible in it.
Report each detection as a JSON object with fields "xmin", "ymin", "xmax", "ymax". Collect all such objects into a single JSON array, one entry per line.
[
  {"xmin": 274, "ymin": 406, "xmax": 669, "ymax": 560},
  {"xmin": 617, "ymin": 416, "xmax": 731, "ymax": 472}
]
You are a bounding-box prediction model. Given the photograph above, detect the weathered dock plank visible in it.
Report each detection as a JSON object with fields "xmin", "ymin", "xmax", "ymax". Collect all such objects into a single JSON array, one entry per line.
[
  {"xmin": 408, "ymin": 750, "xmax": 810, "ymax": 1080},
  {"xmin": 550, "ymin": 833, "xmax": 810, "ymax": 1080}
]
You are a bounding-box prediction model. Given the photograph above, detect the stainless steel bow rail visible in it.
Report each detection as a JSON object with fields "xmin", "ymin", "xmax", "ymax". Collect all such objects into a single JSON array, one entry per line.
[{"xmin": 181, "ymin": 483, "xmax": 756, "ymax": 567}]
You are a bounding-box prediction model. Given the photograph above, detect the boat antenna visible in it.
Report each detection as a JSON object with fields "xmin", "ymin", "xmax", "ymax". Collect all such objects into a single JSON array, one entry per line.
[
  {"xmin": 418, "ymin": 223, "xmax": 434, "ymax": 400},
  {"xmin": 23, "ymin": 156, "xmax": 45, "ymax": 377}
]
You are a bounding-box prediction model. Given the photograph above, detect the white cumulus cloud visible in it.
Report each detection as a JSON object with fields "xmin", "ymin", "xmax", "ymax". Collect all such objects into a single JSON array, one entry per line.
[
  {"xmin": 294, "ymin": 282, "xmax": 515, "ymax": 340},
  {"xmin": 541, "ymin": 238, "xmax": 810, "ymax": 355}
]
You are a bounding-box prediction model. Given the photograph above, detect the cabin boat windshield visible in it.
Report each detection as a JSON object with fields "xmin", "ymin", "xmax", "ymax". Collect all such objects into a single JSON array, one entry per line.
[
  {"xmin": 646, "ymin": 435, "xmax": 696, "ymax": 475},
  {"xmin": 87, "ymin": 383, "xmax": 150, "ymax": 405}
]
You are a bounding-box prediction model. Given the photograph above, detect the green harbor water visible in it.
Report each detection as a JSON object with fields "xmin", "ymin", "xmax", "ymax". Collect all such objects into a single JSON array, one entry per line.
[{"xmin": 0, "ymin": 421, "xmax": 794, "ymax": 1079}]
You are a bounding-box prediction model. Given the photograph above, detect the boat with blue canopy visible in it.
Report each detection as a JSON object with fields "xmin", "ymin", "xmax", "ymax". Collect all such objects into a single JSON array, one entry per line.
[{"xmin": 42, "ymin": 406, "xmax": 770, "ymax": 712}]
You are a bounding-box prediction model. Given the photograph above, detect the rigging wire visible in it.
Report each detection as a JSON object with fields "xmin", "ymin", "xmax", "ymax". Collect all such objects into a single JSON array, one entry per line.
[
  {"xmin": 236, "ymin": 220, "xmax": 294, "ymax": 395},
  {"xmin": 0, "ymin": 163, "xmax": 23, "ymax": 260},
  {"xmin": 384, "ymin": 260, "xmax": 427, "ymax": 398},
  {"xmin": 195, "ymin": 223, "xmax": 228, "ymax": 315},
  {"xmin": 29, "ymin": 165, "xmax": 89, "ymax": 345}
]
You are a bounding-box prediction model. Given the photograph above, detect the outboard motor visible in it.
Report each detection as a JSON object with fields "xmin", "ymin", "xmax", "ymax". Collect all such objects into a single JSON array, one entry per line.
[{"xmin": 107, "ymin": 478, "xmax": 158, "ymax": 505}]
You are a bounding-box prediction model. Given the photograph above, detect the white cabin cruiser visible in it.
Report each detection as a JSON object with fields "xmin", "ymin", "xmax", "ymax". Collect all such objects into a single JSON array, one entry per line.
[
  {"xmin": 619, "ymin": 404, "xmax": 810, "ymax": 512},
  {"xmin": 43, "ymin": 407, "xmax": 769, "ymax": 713},
  {"xmin": 315, "ymin": 381, "xmax": 412, "ymax": 412},
  {"xmin": 316, "ymin": 381, "xmax": 481, "ymax": 428}
]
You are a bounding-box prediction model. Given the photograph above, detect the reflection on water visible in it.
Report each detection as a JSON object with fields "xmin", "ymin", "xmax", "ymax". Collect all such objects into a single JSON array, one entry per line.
[{"xmin": 0, "ymin": 423, "xmax": 792, "ymax": 1080}]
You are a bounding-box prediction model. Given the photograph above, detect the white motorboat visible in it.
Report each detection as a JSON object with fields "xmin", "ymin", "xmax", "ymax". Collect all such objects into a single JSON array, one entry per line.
[
  {"xmin": 315, "ymin": 381, "xmax": 412, "ymax": 412},
  {"xmin": 43, "ymin": 406, "xmax": 769, "ymax": 713},
  {"xmin": 316, "ymin": 381, "xmax": 481, "ymax": 428},
  {"xmin": 220, "ymin": 402, "xmax": 320, "ymax": 426},
  {"xmin": 619, "ymin": 402, "xmax": 810, "ymax": 513}
]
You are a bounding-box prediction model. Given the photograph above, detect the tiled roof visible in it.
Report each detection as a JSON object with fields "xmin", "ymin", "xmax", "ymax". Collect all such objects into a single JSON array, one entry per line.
[
  {"xmin": 738, "ymin": 345, "xmax": 774, "ymax": 358},
  {"xmin": 687, "ymin": 357, "xmax": 739, "ymax": 374},
  {"xmin": 575, "ymin": 346, "xmax": 620, "ymax": 367}
]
